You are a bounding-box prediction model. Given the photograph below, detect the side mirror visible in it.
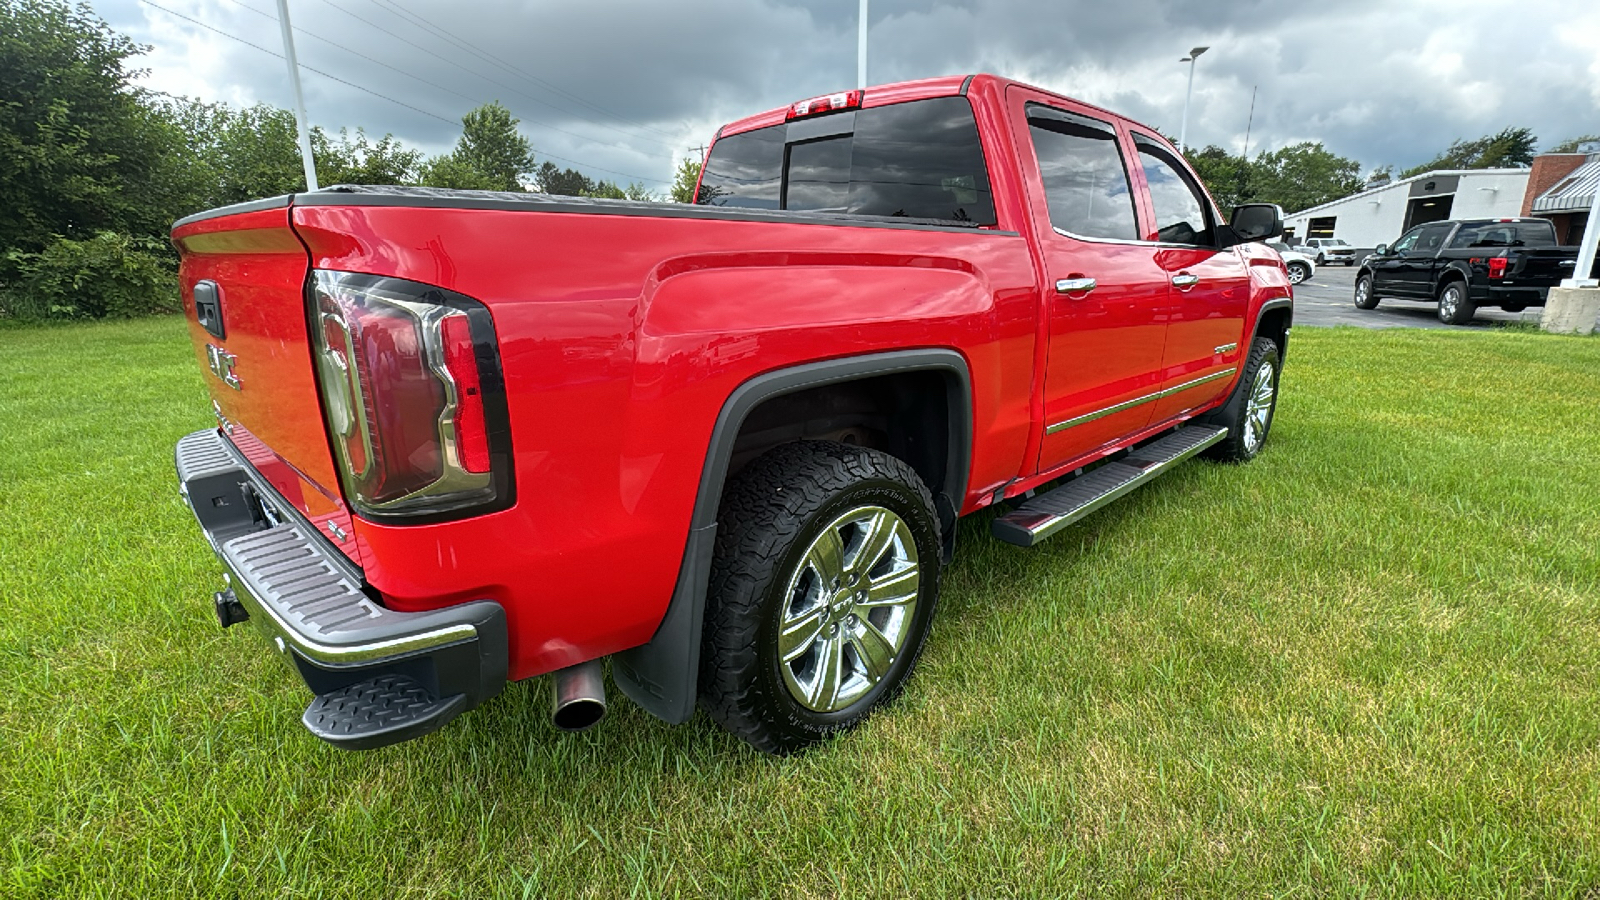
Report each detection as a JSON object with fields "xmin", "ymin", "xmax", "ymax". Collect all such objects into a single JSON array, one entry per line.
[
  {"xmin": 1227, "ymin": 203, "xmax": 1284, "ymax": 243},
  {"xmin": 1372, "ymin": 244, "xmax": 1388, "ymax": 257}
]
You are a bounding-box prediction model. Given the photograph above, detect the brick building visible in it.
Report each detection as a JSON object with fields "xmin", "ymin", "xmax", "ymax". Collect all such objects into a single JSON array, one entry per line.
[{"xmin": 1522, "ymin": 149, "xmax": 1598, "ymax": 245}]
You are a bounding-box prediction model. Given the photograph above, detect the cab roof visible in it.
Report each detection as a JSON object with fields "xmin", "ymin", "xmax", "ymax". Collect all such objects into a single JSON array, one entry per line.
[{"xmin": 715, "ymin": 74, "xmax": 1166, "ymax": 142}]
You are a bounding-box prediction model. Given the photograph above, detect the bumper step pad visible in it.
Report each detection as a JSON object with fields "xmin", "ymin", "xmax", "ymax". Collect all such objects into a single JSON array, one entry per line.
[
  {"xmin": 302, "ymin": 675, "xmax": 468, "ymax": 750},
  {"xmin": 992, "ymin": 425, "xmax": 1228, "ymax": 547}
]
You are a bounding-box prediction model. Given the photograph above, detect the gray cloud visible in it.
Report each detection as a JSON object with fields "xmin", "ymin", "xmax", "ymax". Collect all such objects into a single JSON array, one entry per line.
[{"xmin": 102, "ymin": 0, "xmax": 1600, "ymax": 189}]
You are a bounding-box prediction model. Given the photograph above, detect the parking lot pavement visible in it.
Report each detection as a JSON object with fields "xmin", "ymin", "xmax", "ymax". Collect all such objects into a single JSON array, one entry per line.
[{"xmin": 1289, "ymin": 264, "xmax": 1528, "ymax": 329}]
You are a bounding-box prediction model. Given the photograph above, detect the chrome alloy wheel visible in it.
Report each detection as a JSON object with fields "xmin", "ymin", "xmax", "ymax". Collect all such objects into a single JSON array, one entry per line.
[
  {"xmin": 778, "ymin": 505, "xmax": 920, "ymax": 713},
  {"xmin": 1288, "ymin": 264, "xmax": 1308, "ymax": 284},
  {"xmin": 1439, "ymin": 285, "xmax": 1461, "ymax": 321},
  {"xmin": 1242, "ymin": 360, "xmax": 1277, "ymax": 454},
  {"xmin": 1354, "ymin": 278, "xmax": 1369, "ymax": 305}
]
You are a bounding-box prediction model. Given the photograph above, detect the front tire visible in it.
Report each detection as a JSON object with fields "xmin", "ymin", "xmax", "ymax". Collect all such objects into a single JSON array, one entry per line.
[
  {"xmin": 1203, "ymin": 337, "xmax": 1281, "ymax": 463},
  {"xmin": 1437, "ymin": 281, "xmax": 1475, "ymax": 325},
  {"xmin": 700, "ymin": 441, "xmax": 942, "ymax": 755},
  {"xmin": 1353, "ymin": 274, "xmax": 1379, "ymax": 310},
  {"xmin": 1286, "ymin": 261, "xmax": 1311, "ymax": 285}
]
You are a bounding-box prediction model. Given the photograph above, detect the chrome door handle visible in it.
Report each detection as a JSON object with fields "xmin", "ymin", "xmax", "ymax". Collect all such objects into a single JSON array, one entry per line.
[
  {"xmin": 1171, "ymin": 273, "xmax": 1199, "ymax": 289},
  {"xmin": 1055, "ymin": 277, "xmax": 1097, "ymax": 295}
]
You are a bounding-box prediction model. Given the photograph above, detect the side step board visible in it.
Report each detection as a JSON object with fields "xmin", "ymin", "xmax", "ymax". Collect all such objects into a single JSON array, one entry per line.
[{"xmin": 992, "ymin": 425, "xmax": 1228, "ymax": 547}]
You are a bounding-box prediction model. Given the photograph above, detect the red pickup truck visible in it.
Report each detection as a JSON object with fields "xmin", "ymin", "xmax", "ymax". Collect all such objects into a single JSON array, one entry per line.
[{"xmin": 172, "ymin": 74, "xmax": 1293, "ymax": 754}]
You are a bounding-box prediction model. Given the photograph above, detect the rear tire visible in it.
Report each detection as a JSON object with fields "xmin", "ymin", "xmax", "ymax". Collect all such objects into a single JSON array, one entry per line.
[
  {"xmin": 1437, "ymin": 280, "xmax": 1475, "ymax": 325},
  {"xmin": 1286, "ymin": 261, "xmax": 1311, "ymax": 285},
  {"xmin": 1203, "ymin": 337, "xmax": 1281, "ymax": 463},
  {"xmin": 700, "ymin": 441, "xmax": 942, "ymax": 755},
  {"xmin": 1354, "ymin": 274, "xmax": 1379, "ymax": 310}
]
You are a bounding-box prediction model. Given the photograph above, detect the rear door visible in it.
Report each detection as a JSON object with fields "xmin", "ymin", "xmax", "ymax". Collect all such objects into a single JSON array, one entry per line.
[
  {"xmin": 1126, "ymin": 131, "xmax": 1250, "ymax": 424},
  {"xmin": 1005, "ymin": 86, "xmax": 1169, "ymax": 471}
]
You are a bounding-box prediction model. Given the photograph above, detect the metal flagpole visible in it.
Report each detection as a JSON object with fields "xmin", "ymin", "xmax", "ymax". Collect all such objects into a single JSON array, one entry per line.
[
  {"xmin": 275, "ymin": 0, "xmax": 319, "ymax": 192},
  {"xmin": 858, "ymin": 0, "xmax": 869, "ymax": 88}
]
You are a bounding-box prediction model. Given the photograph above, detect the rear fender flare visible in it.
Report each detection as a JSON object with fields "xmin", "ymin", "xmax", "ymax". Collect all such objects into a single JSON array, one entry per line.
[{"xmin": 613, "ymin": 349, "xmax": 973, "ymax": 725}]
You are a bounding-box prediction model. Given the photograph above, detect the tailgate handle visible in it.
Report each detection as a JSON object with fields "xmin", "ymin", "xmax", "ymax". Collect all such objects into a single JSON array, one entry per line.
[{"xmin": 194, "ymin": 280, "xmax": 226, "ymax": 340}]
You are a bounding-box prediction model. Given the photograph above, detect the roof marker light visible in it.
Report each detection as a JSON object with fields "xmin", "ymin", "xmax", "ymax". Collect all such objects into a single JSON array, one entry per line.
[{"xmin": 786, "ymin": 90, "xmax": 863, "ymax": 121}]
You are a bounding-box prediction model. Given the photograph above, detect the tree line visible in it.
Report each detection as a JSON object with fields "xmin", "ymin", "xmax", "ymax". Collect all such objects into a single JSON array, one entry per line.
[{"xmin": 1185, "ymin": 126, "xmax": 1599, "ymax": 225}]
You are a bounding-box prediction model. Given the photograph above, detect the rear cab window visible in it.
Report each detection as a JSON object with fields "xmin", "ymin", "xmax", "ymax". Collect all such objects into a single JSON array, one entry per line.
[
  {"xmin": 696, "ymin": 96, "xmax": 996, "ymax": 225},
  {"xmin": 1448, "ymin": 222, "xmax": 1557, "ymax": 248}
]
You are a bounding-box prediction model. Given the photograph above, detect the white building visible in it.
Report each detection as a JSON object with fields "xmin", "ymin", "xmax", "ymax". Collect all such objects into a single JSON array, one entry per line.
[{"xmin": 1282, "ymin": 168, "xmax": 1531, "ymax": 250}]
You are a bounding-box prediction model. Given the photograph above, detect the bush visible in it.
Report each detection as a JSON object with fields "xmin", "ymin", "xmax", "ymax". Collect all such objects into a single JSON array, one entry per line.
[{"xmin": 1, "ymin": 231, "xmax": 177, "ymax": 320}]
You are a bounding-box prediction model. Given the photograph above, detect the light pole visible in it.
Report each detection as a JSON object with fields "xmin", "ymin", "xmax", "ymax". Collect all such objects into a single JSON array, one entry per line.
[{"xmin": 1177, "ymin": 45, "xmax": 1209, "ymax": 153}]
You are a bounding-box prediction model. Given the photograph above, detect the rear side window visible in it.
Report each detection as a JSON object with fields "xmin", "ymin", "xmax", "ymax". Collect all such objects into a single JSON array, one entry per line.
[
  {"xmin": 1448, "ymin": 222, "xmax": 1557, "ymax": 248},
  {"xmin": 1025, "ymin": 105, "xmax": 1138, "ymax": 241},
  {"xmin": 1415, "ymin": 224, "xmax": 1452, "ymax": 252},
  {"xmin": 696, "ymin": 96, "xmax": 996, "ymax": 225}
]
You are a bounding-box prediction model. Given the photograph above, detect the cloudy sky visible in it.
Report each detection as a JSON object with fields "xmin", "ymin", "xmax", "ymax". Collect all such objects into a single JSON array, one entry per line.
[{"xmin": 96, "ymin": 0, "xmax": 1600, "ymax": 190}]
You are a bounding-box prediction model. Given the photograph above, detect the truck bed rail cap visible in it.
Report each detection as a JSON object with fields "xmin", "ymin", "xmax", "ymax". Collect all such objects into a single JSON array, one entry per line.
[{"xmin": 295, "ymin": 184, "xmax": 1013, "ymax": 235}]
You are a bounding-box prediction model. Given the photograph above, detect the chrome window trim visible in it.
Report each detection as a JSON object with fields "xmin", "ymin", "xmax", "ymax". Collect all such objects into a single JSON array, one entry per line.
[{"xmin": 1045, "ymin": 367, "xmax": 1237, "ymax": 435}]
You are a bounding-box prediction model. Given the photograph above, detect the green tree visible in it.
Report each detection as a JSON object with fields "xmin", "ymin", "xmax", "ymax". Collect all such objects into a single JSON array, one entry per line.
[
  {"xmin": 1186, "ymin": 145, "xmax": 1248, "ymax": 213},
  {"xmin": 535, "ymin": 161, "xmax": 593, "ymax": 196},
  {"xmin": 0, "ymin": 0, "xmax": 183, "ymax": 251},
  {"xmin": 422, "ymin": 101, "xmax": 534, "ymax": 191},
  {"xmin": 1548, "ymin": 134, "xmax": 1600, "ymax": 154},
  {"xmin": 579, "ymin": 179, "xmax": 656, "ymax": 201},
  {"xmin": 669, "ymin": 157, "xmax": 702, "ymax": 203},
  {"xmin": 315, "ymin": 128, "xmax": 423, "ymax": 186},
  {"xmin": 1248, "ymin": 142, "xmax": 1363, "ymax": 213},
  {"xmin": 1401, "ymin": 127, "xmax": 1538, "ymax": 177}
]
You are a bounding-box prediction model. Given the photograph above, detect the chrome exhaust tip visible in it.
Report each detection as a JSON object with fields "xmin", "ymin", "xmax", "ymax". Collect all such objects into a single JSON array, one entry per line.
[{"xmin": 551, "ymin": 660, "xmax": 606, "ymax": 732}]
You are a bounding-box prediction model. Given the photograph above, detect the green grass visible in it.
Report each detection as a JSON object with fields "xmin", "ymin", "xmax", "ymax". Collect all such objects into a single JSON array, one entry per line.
[{"xmin": 3, "ymin": 317, "xmax": 1599, "ymax": 898}]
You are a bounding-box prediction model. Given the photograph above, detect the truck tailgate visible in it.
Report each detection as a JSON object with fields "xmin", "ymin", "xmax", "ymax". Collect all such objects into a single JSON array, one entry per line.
[
  {"xmin": 172, "ymin": 202, "xmax": 363, "ymax": 567},
  {"xmin": 1515, "ymin": 248, "xmax": 1581, "ymax": 283}
]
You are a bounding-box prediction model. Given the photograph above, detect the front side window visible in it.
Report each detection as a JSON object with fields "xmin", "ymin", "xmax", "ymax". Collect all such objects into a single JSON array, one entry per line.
[
  {"xmin": 1134, "ymin": 137, "xmax": 1214, "ymax": 246},
  {"xmin": 696, "ymin": 96, "xmax": 996, "ymax": 224},
  {"xmin": 1390, "ymin": 228, "xmax": 1423, "ymax": 254},
  {"xmin": 1025, "ymin": 105, "xmax": 1138, "ymax": 241}
]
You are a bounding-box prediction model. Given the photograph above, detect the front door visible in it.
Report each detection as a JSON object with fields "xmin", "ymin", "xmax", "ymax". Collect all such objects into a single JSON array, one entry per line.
[
  {"xmin": 1393, "ymin": 222, "xmax": 1453, "ymax": 297},
  {"xmin": 1126, "ymin": 132, "xmax": 1250, "ymax": 424},
  {"xmin": 1006, "ymin": 87, "xmax": 1170, "ymax": 472}
]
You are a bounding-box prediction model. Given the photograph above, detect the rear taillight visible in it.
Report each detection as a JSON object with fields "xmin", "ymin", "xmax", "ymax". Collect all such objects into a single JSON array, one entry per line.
[
  {"xmin": 311, "ymin": 271, "xmax": 512, "ymax": 521},
  {"xmin": 1487, "ymin": 257, "xmax": 1509, "ymax": 279}
]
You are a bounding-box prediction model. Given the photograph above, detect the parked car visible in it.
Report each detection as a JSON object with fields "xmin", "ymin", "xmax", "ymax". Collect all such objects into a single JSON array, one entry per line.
[
  {"xmin": 1268, "ymin": 241, "xmax": 1317, "ymax": 284},
  {"xmin": 1301, "ymin": 237, "xmax": 1356, "ymax": 266},
  {"xmin": 1354, "ymin": 218, "xmax": 1580, "ymax": 324},
  {"xmin": 170, "ymin": 74, "xmax": 1294, "ymax": 755}
]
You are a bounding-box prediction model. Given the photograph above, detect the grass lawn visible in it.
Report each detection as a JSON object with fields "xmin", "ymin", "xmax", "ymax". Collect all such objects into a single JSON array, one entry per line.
[{"xmin": 2, "ymin": 316, "xmax": 1599, "ymax": 898}]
